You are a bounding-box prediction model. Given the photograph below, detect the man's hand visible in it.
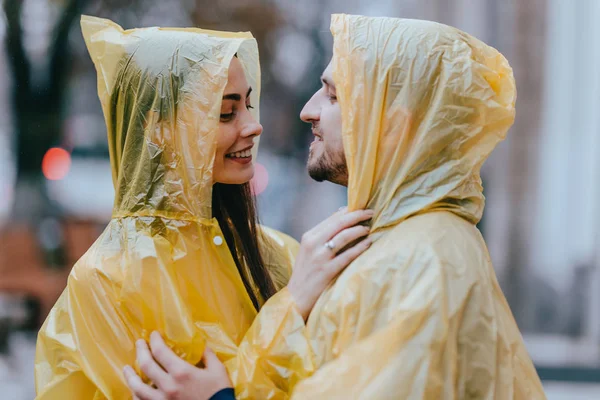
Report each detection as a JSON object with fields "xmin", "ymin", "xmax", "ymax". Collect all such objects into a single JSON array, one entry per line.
[{"xmin": 124, "ymin": 332, "xmax": 231, "ymax": 400}]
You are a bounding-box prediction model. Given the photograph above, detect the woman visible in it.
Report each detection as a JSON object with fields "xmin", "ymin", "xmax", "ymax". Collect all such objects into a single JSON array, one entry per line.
[{"xmin": 34, "ymin": 16, "xmax": 371, "ymax": 400}]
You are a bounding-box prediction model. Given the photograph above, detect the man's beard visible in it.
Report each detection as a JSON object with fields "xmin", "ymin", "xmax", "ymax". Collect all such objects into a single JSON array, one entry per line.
[{"xmin": 307, "ymin": 148, "xmax": 348, "ymax": 186}]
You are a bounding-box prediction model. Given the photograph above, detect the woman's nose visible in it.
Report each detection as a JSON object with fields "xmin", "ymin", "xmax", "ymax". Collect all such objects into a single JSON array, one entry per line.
[{"xmin": 241, "ymin": 118, "xmax": 263, "ymax": 138}]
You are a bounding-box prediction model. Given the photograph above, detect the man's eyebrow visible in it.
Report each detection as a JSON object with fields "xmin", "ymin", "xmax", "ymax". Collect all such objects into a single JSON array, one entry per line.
[{"xmin": 222, "ymin": 86, "xmax": 253, "ymax": 101}]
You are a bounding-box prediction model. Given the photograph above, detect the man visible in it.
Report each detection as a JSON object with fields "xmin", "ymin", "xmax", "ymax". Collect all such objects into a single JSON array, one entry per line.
[{"xmin": 127, "ymin": 14, "xmax": 547, "ymax": 399}]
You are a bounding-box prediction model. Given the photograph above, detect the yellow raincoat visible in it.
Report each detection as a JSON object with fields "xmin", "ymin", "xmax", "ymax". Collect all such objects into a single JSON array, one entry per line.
[
  {"xmin": 227, "ymin": 14, "xmax": 546, "ymax": 399},
  {"xmin": 34, "ymin": 16, "xmax": 297, "ymax": 399}
]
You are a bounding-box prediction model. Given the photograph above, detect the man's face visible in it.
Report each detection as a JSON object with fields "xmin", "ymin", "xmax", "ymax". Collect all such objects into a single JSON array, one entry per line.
[{"xmin": 300, "ymin": 60, "xmax": 348, "ymax": 186}]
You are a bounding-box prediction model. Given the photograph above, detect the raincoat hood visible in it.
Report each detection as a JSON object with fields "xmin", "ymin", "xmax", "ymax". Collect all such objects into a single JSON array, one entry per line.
[
  {"xmin": 333, "ymin": 14, "xmax": 516, "ymax": 231},
  {"xmin": 82, "ymin": 15, "xmax": 261, "ymax": 219},
  {"xmin": 34, "ymin": 16, "xmax": 297, "ymax": 400}
]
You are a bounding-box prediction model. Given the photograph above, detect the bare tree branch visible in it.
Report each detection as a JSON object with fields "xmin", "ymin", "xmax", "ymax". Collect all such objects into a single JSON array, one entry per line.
[{"xmin": 48, "ymin": 0, "xmax": 88, "ymax": 94}]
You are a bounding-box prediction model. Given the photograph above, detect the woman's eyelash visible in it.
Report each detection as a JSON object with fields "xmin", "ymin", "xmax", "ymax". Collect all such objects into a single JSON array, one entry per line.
[
  {"xmin": 220, "ymin": 112, "xmax": 235, "ymax": 121},
  {"xmin": 221, "ymin": 103, "xmax": 253, "ymax": 121}
]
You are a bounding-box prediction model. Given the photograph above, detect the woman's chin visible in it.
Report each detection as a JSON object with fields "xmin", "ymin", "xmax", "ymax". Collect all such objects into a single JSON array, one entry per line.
[{"xmin": 214, "ymin": 166, "xmax": 254, "ymax": 185}]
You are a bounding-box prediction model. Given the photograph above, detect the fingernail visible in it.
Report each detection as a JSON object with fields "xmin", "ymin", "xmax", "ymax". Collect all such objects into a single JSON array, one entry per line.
[
  {"xmin": 366, "ymin": 210, "xmax": 375, "ymax": 215},
  {"xmin": 339, "ymin": 206, "xmax": 348, "ymax": 212},
  {"xmin": 123, "ymin": 365, "xmax": 133, "ymax": 375},
  {"xmin": 136, "ymin": 339, "xmax": 144, "ymax": 347}
]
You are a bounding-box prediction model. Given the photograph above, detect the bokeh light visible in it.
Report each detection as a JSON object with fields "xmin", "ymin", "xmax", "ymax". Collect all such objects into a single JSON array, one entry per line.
[
  {"xmin": 250, "ymin": 162, "xmax": 269, "ymax": 196},
  {"xmin": 42, "ymin": 148, "xmax": 71, "ymax": 181}
]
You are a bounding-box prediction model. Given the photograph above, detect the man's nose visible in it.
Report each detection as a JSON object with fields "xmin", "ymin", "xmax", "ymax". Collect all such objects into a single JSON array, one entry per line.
[{"xmin": 300, "ymin": 92, "xmax": 321, "ymax": 123}]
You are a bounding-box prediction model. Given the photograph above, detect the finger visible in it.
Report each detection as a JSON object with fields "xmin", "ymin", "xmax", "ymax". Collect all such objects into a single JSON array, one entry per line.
[
  {"xmin": 136, "ymin": 339, "xmax": 169, "ymax": 385},
  {"xmin": 301, "ymin": 207, "xmax": 353, "ymax": 247},
  {"xmin": 201, "ymin": 347, "xmax": 221, "ymax": 368},
  {"xmin": 329, "ymin": 237, "xmax": 372, "ymax": 275},
  {"xmin": 124, "ymin": 365, "xmax": 161, "ymax": 400},
  {"xmin": 309, "ymin": 206, "xmax": 350, "ymax": 234},
  {"xmin": 315, "ymin": 209, "xmax": 374, "ymax": 244},
  {"xmin": 328, "ymin": 225, "xmax": 370, "ymax": 254},
  {"xmin": 149, "ymin": 331, "xmax": 189, "ymax": 374}
]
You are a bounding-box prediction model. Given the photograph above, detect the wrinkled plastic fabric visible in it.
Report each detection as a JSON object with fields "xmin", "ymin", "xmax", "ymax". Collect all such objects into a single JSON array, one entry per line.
[
  {"xmin": 34, "ymin": 16, "xmax": 298, "ymax": 400},
  {"xmin": 227, "ymin": 14, "xmax": 546, "ymax": 399}
]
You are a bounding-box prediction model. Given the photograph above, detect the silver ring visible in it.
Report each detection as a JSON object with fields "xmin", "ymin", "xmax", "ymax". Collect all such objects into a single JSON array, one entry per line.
[{"xmin": 325, "ymin": 240, "xmax": 336, "ymax": 251}]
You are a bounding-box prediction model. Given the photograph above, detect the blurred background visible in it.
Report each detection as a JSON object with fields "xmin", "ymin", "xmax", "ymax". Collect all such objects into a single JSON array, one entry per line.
[{"xmin": 0, "ymin": 0, "xmax": 599, "ymax": 398}]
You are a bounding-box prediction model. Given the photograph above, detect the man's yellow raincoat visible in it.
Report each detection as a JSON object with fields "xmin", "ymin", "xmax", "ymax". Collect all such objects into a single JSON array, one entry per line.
[
  {"xmin": 34, "ymin": 16, "xmax": 297, "ymax": 399},
  {"xmin": 227, "ymin": 14, "xmax": 546, "ymax": 399}
]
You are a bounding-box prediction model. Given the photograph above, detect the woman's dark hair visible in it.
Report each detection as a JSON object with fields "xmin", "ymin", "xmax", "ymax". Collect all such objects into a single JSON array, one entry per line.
[
  {"xmin": 212, "ymin": 183, "xmax": 276, "ymax": 309},
  {"xmin": 109, "ymin": 52, "xmax": 276, "ymax": 310}
]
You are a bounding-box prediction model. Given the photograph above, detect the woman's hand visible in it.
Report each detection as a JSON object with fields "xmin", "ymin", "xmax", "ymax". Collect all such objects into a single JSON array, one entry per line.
[
  {"xmin": 287, "ymin": 207, "xmax": 373, "ymax": 320},
  {"xmin": 124, "ymin": 332, "xmax": 231, "ymax": 400}
]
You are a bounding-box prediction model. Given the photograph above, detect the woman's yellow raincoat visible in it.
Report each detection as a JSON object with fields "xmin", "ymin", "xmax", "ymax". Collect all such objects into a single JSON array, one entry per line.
[
  {"xmin": 34, "ymin": 16, "xmax": 297, "ymax": 399},
  {"xmin": 227, "ymin": 14, "xmax": 546, "ymax": 399}
]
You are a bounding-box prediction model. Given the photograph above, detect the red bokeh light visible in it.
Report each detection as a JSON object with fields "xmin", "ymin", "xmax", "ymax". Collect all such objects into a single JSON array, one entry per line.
[
  {"xmin": 250, "ymin": 162, "xmax": 269, "ymax": 196},
  {"xmin": 42, "ymin": 147, "xmax": 71, "ymax": 181}
]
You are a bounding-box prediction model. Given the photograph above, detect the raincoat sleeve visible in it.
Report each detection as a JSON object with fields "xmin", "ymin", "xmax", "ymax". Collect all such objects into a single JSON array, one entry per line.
[
  {"xmin": 34, "ymin": 290, "xmax": 99, "ymax": 399},
  {"xmin": 35, "ymin": 266, "xmax": 133, "ymax": 399},
  {"xmin": 35, "ymin": 238, "xmax": 206, "ymax": 400},
  {"xmin": 226, "ymin": 287, "xmax": 311, "ymax": 399}
]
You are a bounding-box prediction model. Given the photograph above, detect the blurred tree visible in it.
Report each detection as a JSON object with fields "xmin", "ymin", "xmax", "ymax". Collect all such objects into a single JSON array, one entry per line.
[
  {"xmin": 1, "ymin": 0, "xmax": 93, "ymax": 335},
  {"xmin": 3, "ymin": 0, "xmax": 92, "ymax": 230},
  {"xmin": 191, "ymin": 0, "xmax": 283, "ymax": 63}
]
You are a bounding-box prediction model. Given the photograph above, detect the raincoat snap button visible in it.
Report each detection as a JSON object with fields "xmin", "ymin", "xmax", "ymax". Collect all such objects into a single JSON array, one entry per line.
[{"xmin": 213, "ymin": 236, "xmax": 224, "ymax": 246}]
